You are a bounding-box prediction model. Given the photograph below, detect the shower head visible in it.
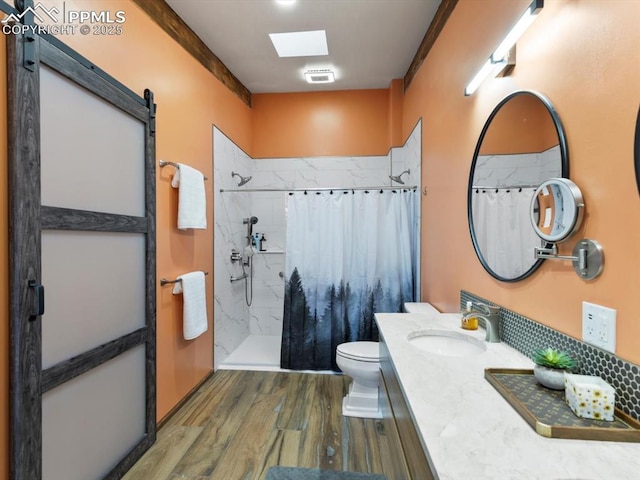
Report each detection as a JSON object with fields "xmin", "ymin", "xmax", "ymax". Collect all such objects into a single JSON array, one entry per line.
[
  {"xmin": 232, "ymin": 171, "xmax": 252, "ymax": 187},
  {"xmin": 389, "ymin": 169, "xmax": 410, "ymax": 185}
]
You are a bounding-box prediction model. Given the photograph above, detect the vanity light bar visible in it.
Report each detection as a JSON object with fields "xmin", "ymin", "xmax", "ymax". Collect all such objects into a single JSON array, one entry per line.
[
  {"xmin": 464, "ymin": 0, "xmax": 544, "ymax": 96},
  {"xmin": 492, "ymin": 0, "xmax": 544, "ymax": 61},
  {"xmin": 464, "ymin": 58, "xmax": 507, "ymax": 97}
]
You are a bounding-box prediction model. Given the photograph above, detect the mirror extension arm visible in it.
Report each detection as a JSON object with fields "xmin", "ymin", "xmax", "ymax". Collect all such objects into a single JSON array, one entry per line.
[
  {"xmin": 535, "ymin": 238, "xmax": 604, "ymax": 280},
  {"xmin": 535, "ymin": 244, "xmax": 579, "ymax": 261}
]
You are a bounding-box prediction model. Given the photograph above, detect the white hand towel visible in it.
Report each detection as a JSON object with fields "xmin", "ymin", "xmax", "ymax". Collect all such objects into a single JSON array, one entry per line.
[
  {"xmin": 172, "ymin": 271, "xmax": 208, "ymax": 340},
  {"xmin": 170, "ymin": 163, "xmax": 207, "ymax": 230}
]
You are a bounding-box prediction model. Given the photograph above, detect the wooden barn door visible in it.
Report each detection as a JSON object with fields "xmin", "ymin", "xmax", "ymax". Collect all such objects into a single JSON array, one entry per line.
[{"xmin": 8, "ymin": 29, "xmax": 156, "ymax": 479}]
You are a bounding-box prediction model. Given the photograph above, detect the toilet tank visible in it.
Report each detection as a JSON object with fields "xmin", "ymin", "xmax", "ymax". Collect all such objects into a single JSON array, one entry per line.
[{"xmin": 403, "ymin": 302, "xmax": 440, "ymax": 315}]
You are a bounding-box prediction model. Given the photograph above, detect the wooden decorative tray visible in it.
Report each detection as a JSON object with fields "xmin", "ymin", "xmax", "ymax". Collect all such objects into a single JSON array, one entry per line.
[{"xmin": 485, "ymin": 368, "xmax": 640, "ymax": 442}]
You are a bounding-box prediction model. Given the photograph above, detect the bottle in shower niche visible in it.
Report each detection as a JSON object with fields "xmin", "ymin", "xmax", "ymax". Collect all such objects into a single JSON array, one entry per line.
[
  {"xmin": 252, "ymin": 233, "xmax": 262, "ymax": 251},
  {"xmin": 259, "ymin": 234, "xmax": 266, "ymax": 251},
  {"xmin": 461, "ymin": 301, "xmax": 478, "ymax": 330}
]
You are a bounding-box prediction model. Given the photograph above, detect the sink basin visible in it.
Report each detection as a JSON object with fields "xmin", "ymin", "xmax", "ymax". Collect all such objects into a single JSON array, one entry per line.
[{"xmin": 407, "ymin": 329, "xmax": 487, "ymax": 357}]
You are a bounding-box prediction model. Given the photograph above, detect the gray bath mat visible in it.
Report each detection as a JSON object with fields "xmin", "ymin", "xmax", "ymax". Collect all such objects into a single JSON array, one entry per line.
[{"xmin": 265, "ymin": 467, "xmax": 387, "ymax": 480}]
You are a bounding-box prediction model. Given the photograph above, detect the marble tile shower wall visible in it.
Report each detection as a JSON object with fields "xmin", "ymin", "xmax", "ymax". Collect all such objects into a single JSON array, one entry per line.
[
  {"xmin": 390, "ymin": 120, "xmax": 422, "ymax": 298},
  {"xmin": 390, "ymin": 120, "xmax": 421, "ymax": 188},
  {"xmin": 213, "ymin": 126, "xmax": 422, "ymax": 367},
  {"xmin": 474, "ymin": 145, "xmax": 561, "ymax": 188},
  {"xmin": 213, "ymin": 127, "xmax": 253, "ymax": 368}
]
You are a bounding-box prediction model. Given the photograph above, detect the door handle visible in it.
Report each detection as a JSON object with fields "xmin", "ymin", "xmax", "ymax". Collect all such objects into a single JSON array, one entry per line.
[{"xmin": 28, "ymin": 280, "xmax": 45, "ymax": 318}]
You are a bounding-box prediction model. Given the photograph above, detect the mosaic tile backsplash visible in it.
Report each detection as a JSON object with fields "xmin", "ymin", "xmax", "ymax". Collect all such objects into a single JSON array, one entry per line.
[{"xmin": 461, "ymin": 290, "xmax": 640, "ymax": 421}]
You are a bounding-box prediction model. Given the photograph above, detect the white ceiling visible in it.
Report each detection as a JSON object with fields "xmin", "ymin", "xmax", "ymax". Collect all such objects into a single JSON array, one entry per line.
[{"xmin": 165, "ymin": 0, "xmax": 442, "ymax": 94}]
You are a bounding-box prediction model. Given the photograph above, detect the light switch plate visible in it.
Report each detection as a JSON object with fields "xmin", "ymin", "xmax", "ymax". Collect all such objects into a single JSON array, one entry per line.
[{"xmin": 582, "ymin": 301, "xmax": 616, "ymax": 353}]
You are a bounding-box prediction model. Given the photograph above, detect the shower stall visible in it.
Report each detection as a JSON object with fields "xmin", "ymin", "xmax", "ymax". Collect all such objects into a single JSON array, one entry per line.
[{"xmin": 212, "ymin": 124, "xmax": 422, "ymax": 371}]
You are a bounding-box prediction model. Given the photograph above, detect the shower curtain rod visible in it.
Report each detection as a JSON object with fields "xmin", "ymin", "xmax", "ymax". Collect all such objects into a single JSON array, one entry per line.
[
  {"xmin": 472, "ymin": 184, "xmax": 539, "ymax": 189},
  {"xmin": 220, "ymin": 185, "xmax": 418, "ymax": 193}
]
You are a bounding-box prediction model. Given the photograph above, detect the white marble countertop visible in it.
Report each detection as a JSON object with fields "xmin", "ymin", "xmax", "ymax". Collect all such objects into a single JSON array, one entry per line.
[{"xmin": 376, "ymin": 311, "xmax": 640, "ymax": 480}]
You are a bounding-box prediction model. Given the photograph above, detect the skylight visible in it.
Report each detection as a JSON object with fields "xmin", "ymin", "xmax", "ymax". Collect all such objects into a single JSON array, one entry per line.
[{"xmin": 269, "ymin": 30, "xmax": 328, "ymax": 58}]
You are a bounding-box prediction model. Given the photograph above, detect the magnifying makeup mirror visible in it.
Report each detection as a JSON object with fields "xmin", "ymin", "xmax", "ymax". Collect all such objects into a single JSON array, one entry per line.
[
  {"xmin": 530, "ymin": 178, "xmax": 584, "ymax": 243},
  {"xmin": 530, "ymin": 178, "xmax": 604, "ymax": 280}
]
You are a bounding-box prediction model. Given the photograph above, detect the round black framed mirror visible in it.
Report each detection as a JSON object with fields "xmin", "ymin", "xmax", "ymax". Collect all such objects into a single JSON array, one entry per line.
[{"xmin": 468, "ymin": 90, "xmax": 569, "ymax": 282}]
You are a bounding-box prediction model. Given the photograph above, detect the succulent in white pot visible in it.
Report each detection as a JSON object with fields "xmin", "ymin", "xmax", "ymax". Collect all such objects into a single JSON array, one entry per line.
[{"xmin": 532, "ymin": 348, "xmax": 577, "ymax": 390}]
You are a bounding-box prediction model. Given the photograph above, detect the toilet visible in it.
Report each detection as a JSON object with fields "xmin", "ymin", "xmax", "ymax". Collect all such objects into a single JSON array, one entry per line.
[{"xmin": 336, "ymin": 341, "xmax": 382, "ymax": 419}]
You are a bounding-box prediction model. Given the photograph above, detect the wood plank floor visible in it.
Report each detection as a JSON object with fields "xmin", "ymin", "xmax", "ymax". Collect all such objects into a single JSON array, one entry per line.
[{"xmin": 123, "ymin": 370, "xmax": 409, "ymax": 480}]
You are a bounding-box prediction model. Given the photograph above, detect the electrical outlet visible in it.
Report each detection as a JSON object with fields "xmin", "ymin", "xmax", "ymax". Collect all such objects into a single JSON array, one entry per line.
[{"xmin": 582, "ymin": 301, "xmax": 616, "ymax": 353}]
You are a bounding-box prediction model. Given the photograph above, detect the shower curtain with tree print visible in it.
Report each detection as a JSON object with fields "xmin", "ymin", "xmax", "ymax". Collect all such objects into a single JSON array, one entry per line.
[
  {"xmin": 471, "ymin": 187, "xmax": 542, "ymax": 279},
  {"xmin": 281, "ymin": 189, "xmax": 417, "ymax": 371}
]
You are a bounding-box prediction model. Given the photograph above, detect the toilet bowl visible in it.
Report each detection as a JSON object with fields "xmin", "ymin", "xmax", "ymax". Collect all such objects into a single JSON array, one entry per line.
[{"xmin": 336, "ymin": 341, "xmax": 382, "ymax": 419}]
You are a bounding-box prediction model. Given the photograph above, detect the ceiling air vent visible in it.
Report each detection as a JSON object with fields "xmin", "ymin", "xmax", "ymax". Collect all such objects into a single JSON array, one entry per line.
[{"xmin": 304, "ymin": 69, "xmax": 335, "ymax": 84}]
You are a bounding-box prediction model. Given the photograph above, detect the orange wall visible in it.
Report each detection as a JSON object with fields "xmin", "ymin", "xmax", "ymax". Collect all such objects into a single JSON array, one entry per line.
[
  {"xmin": 0, "ymin": 1, "xmax": 253, "ymax": 476},
  {"xmin": 403, "ymin": 0, "xmax": 640, "ymax": 365},
  {"xmin": 479, "ymin": 93, "xmax": 559, "ymax": 154},
  {"xmin": 388, "ymin": 78, "xmax": 404, "ymax": 147},
  {"xmin": 252, "ymin": 89, "xmax": 390, "ymax": 158}
]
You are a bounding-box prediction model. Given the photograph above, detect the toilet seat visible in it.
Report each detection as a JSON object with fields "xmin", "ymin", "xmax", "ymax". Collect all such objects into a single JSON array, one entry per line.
[{"xmin": 336, "ymin": 341, "xmax": 380, "ymax": 363}]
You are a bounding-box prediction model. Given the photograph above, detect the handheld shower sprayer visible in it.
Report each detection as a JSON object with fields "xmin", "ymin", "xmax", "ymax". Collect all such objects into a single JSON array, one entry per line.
[
  {"xmin": 232, "ymin": 171, "xmax": 252, "ymax": 187},
  {"xmin": 389, "ymin": 169, "xmax": 410, "ymax": 185},
  {"xmin": 243, "ymin": 216, "xmax": 259, "ymax": 243},
  {"xmin": 239, "ymin": 216, "xmax": 259, "ymax": 306}
]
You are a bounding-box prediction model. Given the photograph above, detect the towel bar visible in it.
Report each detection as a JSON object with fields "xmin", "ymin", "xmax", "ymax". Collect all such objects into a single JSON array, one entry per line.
[
  {"xmin": 160, "ymin": 272, "xmax": 209, "ymax": 286},
  {"xmin": 159, "ymin": 160, "xmax": 208, "ymax": 180}
]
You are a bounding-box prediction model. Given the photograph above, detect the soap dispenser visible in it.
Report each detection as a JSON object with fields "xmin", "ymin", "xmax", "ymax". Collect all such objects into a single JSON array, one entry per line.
[{"xmin": 461, "ymin": 301, "xmax": 478, "ymax": 330}]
